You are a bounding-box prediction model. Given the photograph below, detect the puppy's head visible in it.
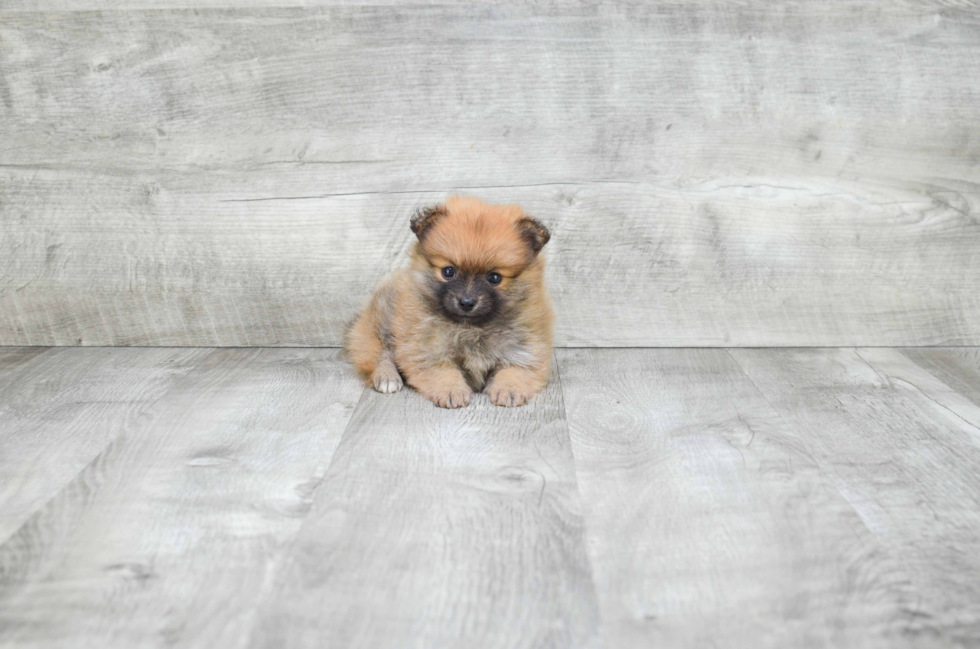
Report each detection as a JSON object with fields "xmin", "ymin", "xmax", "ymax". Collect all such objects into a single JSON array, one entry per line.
[{"xmin": 410, "ymin": 195, "xmax": 550, "ymax": 325}]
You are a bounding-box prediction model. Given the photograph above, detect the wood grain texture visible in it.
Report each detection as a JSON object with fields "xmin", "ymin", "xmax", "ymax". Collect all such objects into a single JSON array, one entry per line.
[
  {"xmin": 251, "ymin": 356, "xmax": 599, "ymax": 649},
  {"xmin": 0, "ymin": 0, "xmax": 482, "ymax": 8},
  {"xmin": 557, "ymin": 348, "xmax": 921, "ymax": 648},
  {"xmin": 3, "ymin": 346, "xmax": 980, "ymax": 646},
  {"xmin": 729, "ymin": 348, "xmax": 980, "ymax": 645},
  {"xmin": 900, "ymin": 348, "xmax": 980, "ymax": 409},
  {"xmin": 0, "ymin": 347, "xmax": 48, "ymax": 379},
  {"xmin": 862, "ymin": 348, "xmax": 980, "ymax": 437},
  {"xmin": 4, "ymin": 0, "xmax": 980, "ymax": 9},
  {"xmin": 0, "ymin": 348, "xmax": 363, "ymax": 649},
  {"xmin": 2, "ymin": 4, "xmax": 980, "ymax": 346},
  {"xmin": 0, "ymin": 347, "xmax": 205, "ymax": 544},
  {"xmin": 2, "ymin": 174, "xmax": 979, "ymax": 347}
]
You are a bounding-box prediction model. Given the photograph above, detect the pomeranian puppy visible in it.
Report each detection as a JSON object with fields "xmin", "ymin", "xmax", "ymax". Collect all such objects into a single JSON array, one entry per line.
[{"xmin": 345, "ymin": 195, "xmax": 553, "ymax": 408}]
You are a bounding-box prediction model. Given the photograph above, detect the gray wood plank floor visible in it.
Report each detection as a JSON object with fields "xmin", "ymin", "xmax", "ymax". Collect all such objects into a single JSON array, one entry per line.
[
  {"xmin": 2, "ymin": 347, "xmax": 980, "ymax": 647},
  {"xmin": 251, "ymin": 358, "xmax": 599, "ymax": 649}
]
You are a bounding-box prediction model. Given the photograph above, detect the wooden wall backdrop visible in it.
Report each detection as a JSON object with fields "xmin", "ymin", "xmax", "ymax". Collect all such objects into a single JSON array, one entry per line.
[{"xmin": 1, "ymin": 2, "xmax": 979, "ymax": 347}]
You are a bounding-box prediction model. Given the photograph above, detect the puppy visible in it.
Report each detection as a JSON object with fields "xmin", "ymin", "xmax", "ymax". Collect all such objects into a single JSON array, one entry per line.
[{"xmin": 345, "ymin": 195, "xmax": 553, "ymax": 408}]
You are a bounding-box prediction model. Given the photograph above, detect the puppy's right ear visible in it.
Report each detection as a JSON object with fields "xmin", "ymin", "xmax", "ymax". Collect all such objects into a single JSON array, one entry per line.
[{"xmin": 410, "ymin": 204, "xmax": 446, "ymax": 241}]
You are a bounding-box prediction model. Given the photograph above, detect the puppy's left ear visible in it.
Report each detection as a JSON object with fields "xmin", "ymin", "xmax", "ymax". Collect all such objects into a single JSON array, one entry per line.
[
  {"xmin": 410, "ymin": 204, "xmax": 446, "ymax": 241},
  {"xmin": 518, "ymin": 216, "xmax": 550, "ymax": 255}
]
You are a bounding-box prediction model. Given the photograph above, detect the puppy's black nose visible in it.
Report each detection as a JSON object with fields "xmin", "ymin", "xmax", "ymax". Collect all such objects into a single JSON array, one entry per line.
[{"xmin": 458, "ymin": 297, "xmax": 477, "ymax": 312}]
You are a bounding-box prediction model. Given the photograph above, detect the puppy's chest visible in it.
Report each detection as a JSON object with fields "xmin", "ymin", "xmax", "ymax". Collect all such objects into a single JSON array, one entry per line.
[{"xmin": 442, "ymin": 323, "xmax": 529, "ymax": 370}]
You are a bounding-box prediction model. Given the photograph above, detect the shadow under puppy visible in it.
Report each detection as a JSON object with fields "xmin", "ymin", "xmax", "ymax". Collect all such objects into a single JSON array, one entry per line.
[{"xmin": 345, "ymin": 195, "xmax": 554, "ymax": 408}]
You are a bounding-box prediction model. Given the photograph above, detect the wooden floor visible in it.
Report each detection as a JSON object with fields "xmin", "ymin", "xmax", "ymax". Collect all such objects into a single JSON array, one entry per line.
[{"xmin": 1, "ymin": 347, "xmax": 979, "ymax": 648}]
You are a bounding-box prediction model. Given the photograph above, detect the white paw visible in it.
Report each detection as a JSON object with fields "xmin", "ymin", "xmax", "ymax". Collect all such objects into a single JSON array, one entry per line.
[{"xmin": 372, "ymin": 370, "xmax": 404, "ymax": 394}]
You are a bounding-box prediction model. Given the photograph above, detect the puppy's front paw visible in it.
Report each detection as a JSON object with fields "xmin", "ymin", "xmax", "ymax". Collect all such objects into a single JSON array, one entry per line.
[
  {"xmin": 373, "ymin": 372, "xmax": 403, "ymax": 394},
  {"xmin": 487, "ymin": 367, "xmax": 544, "ymax": 407},
  {"xmin": 371, "ymin": 360, "xmax": 404, "ymax": 394},
  {"xmin": 427, "ymin": 384, "xmax": 472, "ymax": 409},
  {"xmin": 487, "ymin": 384, "xmax": 531, "ymax": 407},
  {"xmin": 408, "ymin": 366, "xmax": 473, "ymax": 408}
]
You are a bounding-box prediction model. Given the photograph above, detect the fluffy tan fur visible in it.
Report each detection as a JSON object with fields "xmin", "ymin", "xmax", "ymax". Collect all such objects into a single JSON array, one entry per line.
[{"xmin": 345, "ymin": 196, "xmax": 554, "ymax": 408}]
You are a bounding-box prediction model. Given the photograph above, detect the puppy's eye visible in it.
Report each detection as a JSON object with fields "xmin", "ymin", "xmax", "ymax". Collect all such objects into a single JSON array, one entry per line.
[
  {"xmin": 441, "ymin": 267, "xmax": 456, "ymax": 279},
  {"xmin": 487, "ymin": 272, "xmax": 502, "ymax": 285}
]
